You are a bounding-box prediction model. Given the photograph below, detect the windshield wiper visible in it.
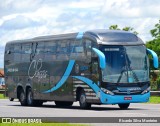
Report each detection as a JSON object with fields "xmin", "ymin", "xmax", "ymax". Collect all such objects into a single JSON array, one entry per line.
[
  {"xmin": 117, "ymin": 47, "xmax": 139, "ymax": 83},
  {"xmin": 128, "ymin": 66, "xmax": 139, "ymax": 82},
  {"xmin": 117, "ymin": 66, "xmax": 127, "ymax": 83}
]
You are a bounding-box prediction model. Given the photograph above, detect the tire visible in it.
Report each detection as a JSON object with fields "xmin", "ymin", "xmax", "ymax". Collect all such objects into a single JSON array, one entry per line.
[
  {"xmin": 9, "ymin": 98, "xmax": 14, "ymax": 101},
  {"xmin": 27, "ymin": 88, "xmax": 34, "ymax": 106},
  {"xmin": 27, "ymin": 88, "xmax": 43, "ymax": 106},
  {"xmin": 19, "ymin": 90, "xmax": 27, "ymax": 106},
  {"xmin": 79, "ymin": 90, "xmax": 91, "ymax": 109},
  {"xmin": 55, "ymin": 101, "xmax": 73, "ymax": 107},
  {"xmin": 118, "ymin": 103, "xmax": 130, "ymax": 109}
]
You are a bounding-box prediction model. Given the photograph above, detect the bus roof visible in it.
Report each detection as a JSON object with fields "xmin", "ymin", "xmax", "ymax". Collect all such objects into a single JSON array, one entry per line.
[{"xmin": 6, "ymin": 29, "xmax": 144, "ymax": 45}]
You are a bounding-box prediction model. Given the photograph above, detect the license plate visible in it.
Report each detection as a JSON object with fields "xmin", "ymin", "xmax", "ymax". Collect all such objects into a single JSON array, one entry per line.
[{"xmin": 124, "ymin": 97, "xmax": 132, "ymax": 100}]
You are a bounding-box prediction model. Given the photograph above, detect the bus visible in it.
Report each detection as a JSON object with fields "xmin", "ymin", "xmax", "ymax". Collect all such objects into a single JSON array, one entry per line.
[{"xmin": 4, "ymin": 29, "xmax": 158, "ymax": 109}]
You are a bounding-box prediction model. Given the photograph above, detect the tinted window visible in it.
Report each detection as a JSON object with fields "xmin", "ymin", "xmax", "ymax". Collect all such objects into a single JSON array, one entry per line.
[
  {"xmin": 44, "ymin": 41, "xmax": 57, "ymax": 61},
  {"xmin": 70, "ymin": 39, "xmax": 85, "ymax": 60},
  {"xmin": 35, "ymin": 42, "xmax": 44, "ymax": 59},
  {"xmin": 99, "ymin": 32, "xmax": 138, "ymax": 42},
  {"xmin": 5, "ymin": 44, "xmax": 14, "ymax": 65},
  {"xmin": 57, "ymin": 40, "xmax": 69, "ymax": 60},
  {"xmin": 6, "ymin": 44, "xmax": 13, "ymax": 54},
  {"xmin": 85, "ymin": 39, "xmax": 91, "ymax": 57},
  {"xmin": 22, "ymin": 44, "xmax": 31, "ymax": 62},
  {"xmin": 14, "ymin": 44, "xmax": 21, "ymax": 62}
]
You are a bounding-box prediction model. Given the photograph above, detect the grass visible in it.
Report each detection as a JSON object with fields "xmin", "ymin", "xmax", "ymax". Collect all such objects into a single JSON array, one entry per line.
[
  {"xmin": 0, "ymin": 93, "xmax": 7, "ymax": 99},
  {"xmin": 0, "ymin": 123, "xmax": 87, "ymax": 126},
  {"xmin": 0, "ymin": 93, "xmax": 8, "ymax": 99},
  {"xmin": 147, "ymin": 96, "xmax": 160, "ymax": 104}
]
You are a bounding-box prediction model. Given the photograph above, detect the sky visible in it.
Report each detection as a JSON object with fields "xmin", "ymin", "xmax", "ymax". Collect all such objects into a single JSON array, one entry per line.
[{"xmin": 0, "ymin": 0, "xmax": 160, "ymax": 68}]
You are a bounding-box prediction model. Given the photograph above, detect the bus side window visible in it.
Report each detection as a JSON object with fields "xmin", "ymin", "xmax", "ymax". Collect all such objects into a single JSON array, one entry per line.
[
  {"xmin": 85, "ymin": 40, "xmax": 91, "ymax": 56},
  {"xmin": 85, "ymin": 39, "xmax": 91, "ymax": 62},
  {"xmin": 56, "ymin": 40, "xmax": 69, "ymax": 61},
  {"xmin": 35, "ymin": 42, "xmax": 44, "ymax": 60},
  {"xmin": 22, "ymin": 44, "xmax": 31, "ymax": 62},
  {"xmin": 44, "ymin": 41, "xmax": 57, "ymax": 61},
  {"xmin": 70, "ymin": 39, "xmax": 76, "ymax": 59},
  {"xmin": 14, "ymin": 44, "xmax": 21, "ymax": 62},
  {"xmin": 5, "ymin": 44, "xmax": 14, "ymax": 65},
  {"xmin": 70, "ymin": 39, "xmax": 85, "ymax": 60}
]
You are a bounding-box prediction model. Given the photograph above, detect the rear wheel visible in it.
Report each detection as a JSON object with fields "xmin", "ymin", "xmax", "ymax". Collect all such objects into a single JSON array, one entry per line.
[
  {"xmin": 118, "ymin": 103, "xmax": 130, "ymax": 109},
  {"xmin": 19, "ymin": 90, "xmax": 27, "ymax": 106},
  {"xmin": 55, "ymin": 101, "xmax": 73, "ymax": 107},
  {"xmin": 27, "ymin": 88, "xmax": 43, "ymax": 106},
  {"xmin": 79, "ymin": 90, "xmax": 91, "ymax": 109},
  {"xmin": 27, "ymin": 88, "xmax": 34, "ymax": 106}
]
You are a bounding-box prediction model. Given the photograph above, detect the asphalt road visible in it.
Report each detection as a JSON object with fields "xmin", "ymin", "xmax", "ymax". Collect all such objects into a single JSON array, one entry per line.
[{"xmin": 0, "ymin": 99, "xmax": 160, "ymax": 125}]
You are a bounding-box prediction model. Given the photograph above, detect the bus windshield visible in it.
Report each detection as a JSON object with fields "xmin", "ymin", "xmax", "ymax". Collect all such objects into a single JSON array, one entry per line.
[{"xmin": 100, "ymin": 45, "xmax": 149, "ymax": 83}]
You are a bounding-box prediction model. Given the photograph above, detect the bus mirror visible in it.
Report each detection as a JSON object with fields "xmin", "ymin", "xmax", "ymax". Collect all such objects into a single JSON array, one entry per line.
[
  {"xmin": 147, "ymin": 48, "xmax": 159, "ymax": 68},
  {"xmin": 92, "ymin": 48, "xmax": 106, "ymax": 69}
]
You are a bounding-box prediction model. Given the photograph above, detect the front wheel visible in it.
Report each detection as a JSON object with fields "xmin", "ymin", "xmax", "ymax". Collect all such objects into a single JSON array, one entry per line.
[
  {"xmin": 118, "ymin": 103, "xmax": 130, "ymax": 109},
  {"xmin": 79, "ymin": 90, "xmax": 91, "ymax": 109}
]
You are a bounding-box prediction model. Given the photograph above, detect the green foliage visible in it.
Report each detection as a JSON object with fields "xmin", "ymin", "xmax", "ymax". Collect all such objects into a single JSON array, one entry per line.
[
  {"xmin": 0, "ymin": 93, "xmax": 5, "ymax": 99},
  {"xmin": 109, "ymin": 25, "xmax": 138, "ymax": 35},
  {"xmin": 146, "ymin": 20, "xmax": 160, "ymax": 62},
  {"xmin": 148, "ymin": 96, "xmax": 160, "ymax": 104},
  {"xmin": 146, "ymin": 20, "xmax": 160, "ymax": 91},
  {"xmin": 109, "ymin": 25, "xmax": 120, "ymax": 30}
]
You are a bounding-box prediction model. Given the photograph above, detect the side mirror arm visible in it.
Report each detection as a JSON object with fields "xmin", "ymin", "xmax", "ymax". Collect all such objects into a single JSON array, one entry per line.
[
  {"xmin": 147, "ymin": 48, "xmax": 159, "ymax": 68},
  {"xmin": 92, "ymin": 48, "xmax": 106, "ymax": 69}
]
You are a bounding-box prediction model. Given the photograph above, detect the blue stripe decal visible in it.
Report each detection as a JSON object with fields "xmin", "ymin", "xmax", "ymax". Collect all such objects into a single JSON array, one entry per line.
[
  {"xmin": 72, "ymin": 76, "xmax": 100, "ymax": 94},
  {"xmin": 43, "ymin": 60, "xmax": 75, "ymax": 93},
  {"xmin": 76, "ymin": 32, "xmax": 84, "ymax": 39},
  {"xmin": 72, "ymin": 76, "xmax": 106, "ymax": 103},
  {"xmin": 92, "ymin": 48, "xmax": 106, "ymax": 69},
  {"xmin": 147, "ymin": 49, "xmax": 159, "ymax": 68},
  {"xmin": 72, "ymin": 76, "xmax": 150, "ymax": 104}
]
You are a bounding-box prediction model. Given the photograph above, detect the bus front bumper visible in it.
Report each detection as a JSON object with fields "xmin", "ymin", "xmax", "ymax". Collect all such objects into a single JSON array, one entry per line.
[{"xmin": 100, "ymin": 91, "xmax": 150, "ymax": 104}]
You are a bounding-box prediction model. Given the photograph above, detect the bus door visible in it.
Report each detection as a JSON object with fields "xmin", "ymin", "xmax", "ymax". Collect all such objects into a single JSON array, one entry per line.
[
  {"xmin": 91, "ymin": 42, "xmax": 100, "ymax": 102},
  {"xmin": 84, "ymin": 39, "xmax": 98, "ymax": 102}
]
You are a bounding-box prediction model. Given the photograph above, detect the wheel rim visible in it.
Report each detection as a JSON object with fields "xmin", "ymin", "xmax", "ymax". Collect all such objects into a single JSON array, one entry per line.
[
  {"xmin": 20, "ymin": 92, "xmax": 25, "ymax": 102},
  {"xmin": 80, "ymin": 94, "xmax": 86, "ymax": 104},
  {"xmin": 28, "ymin": 92, "xmax": 32, "ymax": 105}
]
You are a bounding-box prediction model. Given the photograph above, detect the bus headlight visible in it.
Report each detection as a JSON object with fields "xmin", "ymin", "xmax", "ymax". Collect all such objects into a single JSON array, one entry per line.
[
  {"xmin": 141, "ymin": 86, "xmax": 150, "ymax": 94},
  {"xmin": 101, "ymin": 88, "xmax": 114, "ymax": 95}
]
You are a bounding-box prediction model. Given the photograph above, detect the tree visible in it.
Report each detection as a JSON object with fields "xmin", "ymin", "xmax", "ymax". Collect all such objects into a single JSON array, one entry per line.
[
  {"xmin": 146, "ymin": 20, "xmax": 160, "ymax": 90},
  {"xmin": 146, "ymin": 20, "xmax": 160, "ymax": 64},
  {"xmin": 150, "ymin": 20, "xmax": 160, "ymax": 39},
  {"xmin": 109, "ymin": 25, "xmax": 120, "ymax": 30},
  {"xmin": 109, "ymin": 25, "xmax": 138, "ymax": 35},
  {"xmin": 122, "ymin": 27, "xmax": 138, "ymax": 35}
]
